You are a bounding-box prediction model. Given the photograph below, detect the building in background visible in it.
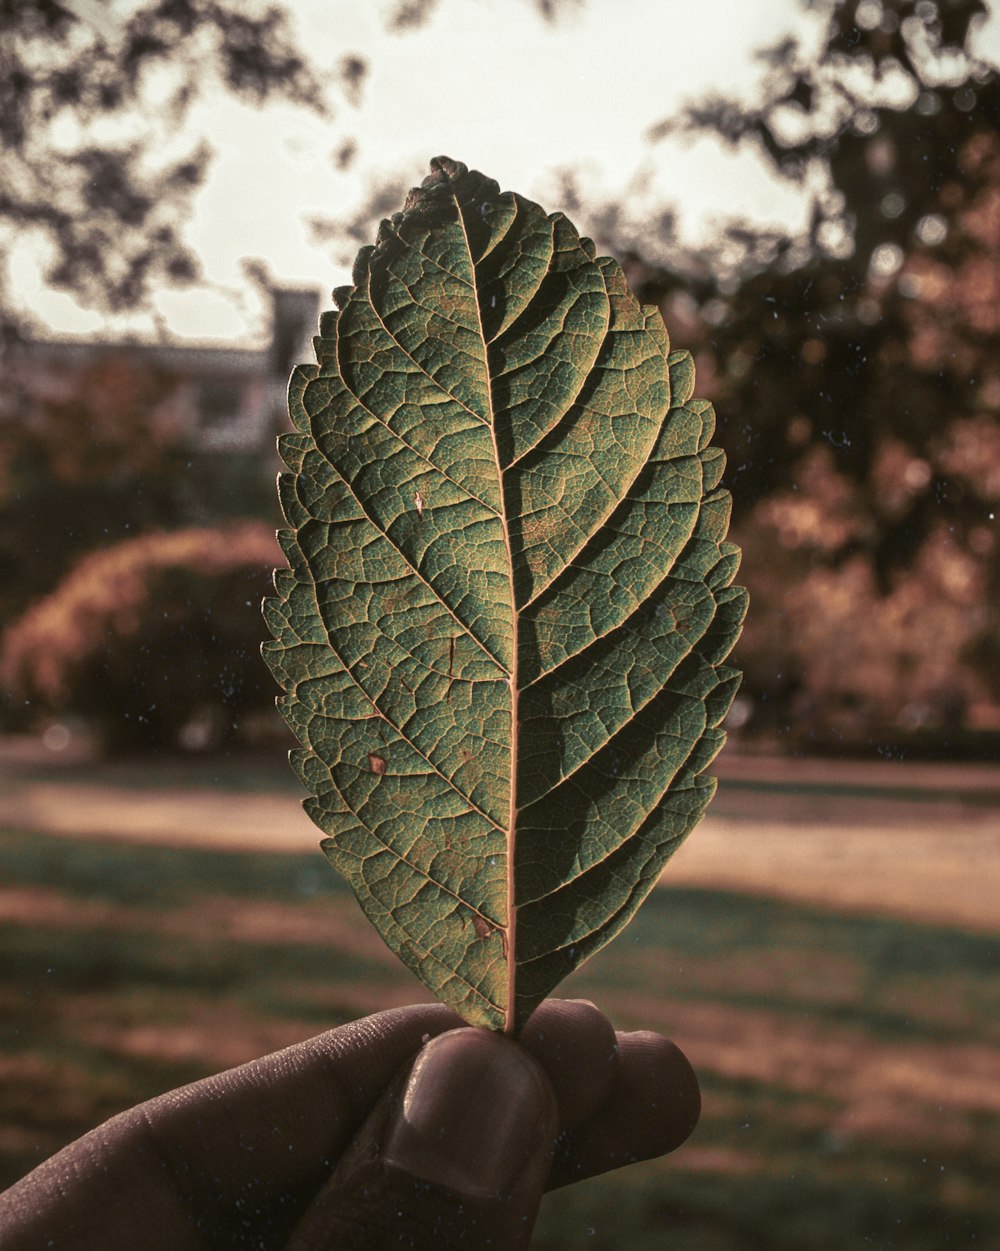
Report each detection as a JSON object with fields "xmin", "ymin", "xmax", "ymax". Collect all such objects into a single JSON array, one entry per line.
[
  {"xmin": 0, "ymin": 288, "xmax": 322, "ymax": 746},
  {"xmin": 7, "ymin": 287, "xmax": 320, "ymax": 459}
]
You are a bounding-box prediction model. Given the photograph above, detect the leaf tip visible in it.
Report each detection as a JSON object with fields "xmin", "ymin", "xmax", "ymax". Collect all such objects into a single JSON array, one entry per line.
[{"xmin": 427, "ymin": 154, "xmax": 467, "ymax": 180}]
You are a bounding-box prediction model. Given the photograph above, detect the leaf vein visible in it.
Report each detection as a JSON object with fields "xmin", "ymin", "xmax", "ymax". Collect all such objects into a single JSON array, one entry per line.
[{"xmin": 300, "ymin": 572, "xmax": 507, "ymax": 833}]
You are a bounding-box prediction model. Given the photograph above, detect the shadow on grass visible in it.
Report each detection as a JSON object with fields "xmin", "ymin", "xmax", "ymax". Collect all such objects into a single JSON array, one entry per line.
[{"xmin": 2, "ymin": 827, "xmax": 998, "ymax": 1250}]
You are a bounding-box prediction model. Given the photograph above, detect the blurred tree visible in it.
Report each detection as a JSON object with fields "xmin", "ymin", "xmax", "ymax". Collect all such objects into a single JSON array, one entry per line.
[
  {"xmin": 638, "ymin": 0, "xmax": 998, "ymax": 558},
  {"xmin": 0, "ymin": 0, "xmax": 329, "ymax": 345},
  {"xmin": 0, "ymin": 353, "xmax": 191, "ymax": 628},
  {"xmin": 381, "ymin": 0, "xmax": 582, "ymax": 32},
  {"xmin": 1, "ymin": 0, "xmax": 586, "ymax": 345},
  {"xmin": 0, "ymin": 0, "xmax": 332, "ymax": 635},
  {"xmin": 626, "ymin": 0, "xmax": 1000, "ymax": 742}
]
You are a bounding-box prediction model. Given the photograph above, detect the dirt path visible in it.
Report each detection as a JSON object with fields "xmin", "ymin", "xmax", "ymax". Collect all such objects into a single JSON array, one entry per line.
[{"xmin": 2, "ymin": 744, "xmax": 998, "ymax": 933}]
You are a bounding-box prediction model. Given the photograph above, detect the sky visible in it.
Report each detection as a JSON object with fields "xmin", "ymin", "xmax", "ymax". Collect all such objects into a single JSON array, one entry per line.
[{"xmin": 12, "ymin": 0, "xmax": 1000, "ymax": 344}]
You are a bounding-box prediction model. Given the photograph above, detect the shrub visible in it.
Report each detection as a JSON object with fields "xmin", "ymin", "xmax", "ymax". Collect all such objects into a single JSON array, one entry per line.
[
  {"xmin": 1, "ymin": 522, "xmax": 283, "ymax": 752},
  {"xmin": 733, "ymin": 507, "xmax": 997, "ymax": 752}
]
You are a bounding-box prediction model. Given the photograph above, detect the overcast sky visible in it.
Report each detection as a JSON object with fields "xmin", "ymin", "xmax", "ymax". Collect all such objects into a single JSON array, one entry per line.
[{"xmin": 12, "ymin": 0, "xmax": 1000, "ymax": 343}]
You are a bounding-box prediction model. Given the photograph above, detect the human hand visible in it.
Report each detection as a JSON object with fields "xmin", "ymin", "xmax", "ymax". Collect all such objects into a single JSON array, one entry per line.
[{"xmin": 0, "ymin": 999, "xmax": 699, "ymax": 1250}]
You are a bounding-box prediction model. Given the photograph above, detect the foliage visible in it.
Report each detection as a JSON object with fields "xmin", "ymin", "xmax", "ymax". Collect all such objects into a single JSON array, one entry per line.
[
  {"xmin": 0, "ymin": 352, "xmax": 194, "ymax": 630},
  {"xmin": 625, "ymin": 0, "xmax": 1000, "ymax": 743},
  {"xmin": 263, "ymin": 158, "xmax": 745, "ymax": 1030},
  {"xmin": 0, "ymin": 0, "xmax": 328, "ymax": 340},
  {"xmin": 383, "ymin": 0, "xmax": 583, "ymax": 32},
  {"xmin": 1, "ymin": 522, "xmax": 281, "ymax": 751},
  {"xmin": 0, "ymin": 343, "xmax": 285, "ymax": 646},
  {"xmin": 736, "ymin": 497, "xmax": 994, "ymax": 745},
  {"xmin": 642, "ymin": 0, "xmax": 999, "ymax": 532},
  {"xmin": 1, "ymin": 0, "xmax": 591, "ymax": 344}
]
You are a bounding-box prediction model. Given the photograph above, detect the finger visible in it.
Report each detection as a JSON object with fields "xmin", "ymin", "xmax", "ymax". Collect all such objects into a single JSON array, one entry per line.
[
  {"xmin": 518, "ymin": 998, "xmax": 619, "ymax": 1129},
  {"xmin": 547, "ymin": 1030, "xmax": 700, "ymax": 1190},
  {"xmin": 0, "ymin": 1003, "xmax": 461, "ymax": 1251},
  {"xmin": 286, "ymin": 1027, "xmax": 560, "ymax": 1251}
]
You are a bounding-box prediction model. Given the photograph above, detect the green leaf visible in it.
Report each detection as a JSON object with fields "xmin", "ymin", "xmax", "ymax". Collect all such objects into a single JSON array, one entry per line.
[{"xmin": 262, "ymin": 157, "xmax": 747, "ymax": 1032}]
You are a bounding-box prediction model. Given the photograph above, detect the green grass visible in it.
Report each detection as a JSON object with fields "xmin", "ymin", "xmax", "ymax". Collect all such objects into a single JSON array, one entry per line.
[
  {"xmin": 1, "ymin": 821, "xmax": 998, "ymax": 1249},
  {"xmin": 5, "ymin": 746, "xmax": 302, "ymax": 793}
]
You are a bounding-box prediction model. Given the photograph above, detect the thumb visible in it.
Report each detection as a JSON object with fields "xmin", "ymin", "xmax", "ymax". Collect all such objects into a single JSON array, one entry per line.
[{"xmin": 285, "ymin": 1027, "xmax": 559, "ymax": 1251}]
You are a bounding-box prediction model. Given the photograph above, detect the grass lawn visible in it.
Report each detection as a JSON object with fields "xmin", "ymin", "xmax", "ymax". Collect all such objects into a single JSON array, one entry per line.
[{"xmin": 1, "ymin": 756, "xmax": 998, "ymax": 1249}]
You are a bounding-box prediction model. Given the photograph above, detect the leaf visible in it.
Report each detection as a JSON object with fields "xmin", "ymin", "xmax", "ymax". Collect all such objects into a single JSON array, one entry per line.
[{"xmin": 262, "ymin": 157, "xmax": 747, "ymax": 1032}]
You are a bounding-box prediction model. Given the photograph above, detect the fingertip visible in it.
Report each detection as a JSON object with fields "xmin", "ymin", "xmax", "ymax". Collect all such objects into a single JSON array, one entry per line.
[
  {"xmin": 519, "ymin": 999, "xmax": 619, "ymax": 1130},
  {"xmin": 546, "ymin": 1029, "xmax": 701, "ymax": 1190},
  {"xmin": 618, "ymin": 1031, "xmax": 701, "ymax": 1153}
]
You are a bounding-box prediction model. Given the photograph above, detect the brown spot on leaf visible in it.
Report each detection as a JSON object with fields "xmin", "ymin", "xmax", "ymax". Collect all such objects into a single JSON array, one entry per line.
[
  {"xmin": 367, "ymin": 753, "xmax": 386, "ymax": 775},
  {"xmin": 470, "ymin": 914, "xmax": 508, "ymax": 958}
]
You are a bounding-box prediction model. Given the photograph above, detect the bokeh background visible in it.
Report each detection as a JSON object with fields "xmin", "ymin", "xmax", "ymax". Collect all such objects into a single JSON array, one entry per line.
[{"xmin": 1, "ymin": 1, "xmax": 998, "ymax": 1247}]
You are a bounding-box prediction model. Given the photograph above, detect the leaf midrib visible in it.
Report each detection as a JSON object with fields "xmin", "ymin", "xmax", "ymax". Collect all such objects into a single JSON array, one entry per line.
[{"xmin": 451, "ymin": 186, "xmax": 522, "ymax": 1035}]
